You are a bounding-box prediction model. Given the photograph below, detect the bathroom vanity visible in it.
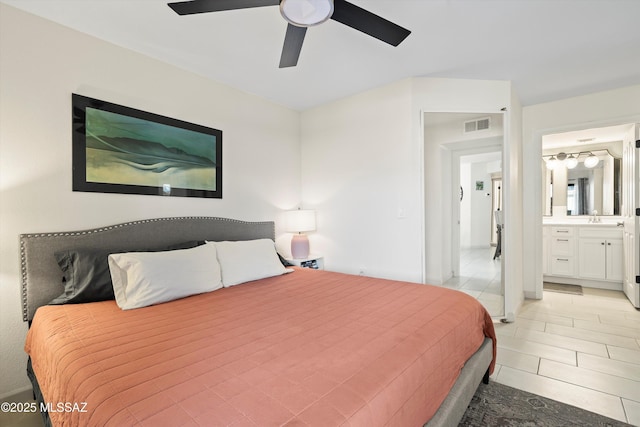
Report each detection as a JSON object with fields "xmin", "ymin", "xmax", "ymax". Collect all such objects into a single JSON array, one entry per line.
[
  {"xmin": 543, "ymin": 222, "xmax": 623, "ymax": 290},
  {"xmin": 541, "ymin": 125, "xmax": 638, "ymax": 306}
]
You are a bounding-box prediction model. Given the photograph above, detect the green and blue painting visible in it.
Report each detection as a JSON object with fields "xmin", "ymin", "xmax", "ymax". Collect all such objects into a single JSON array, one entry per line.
[{"xmin": 85, "ymin": 108, "xmax": 217, "ymax": 191}]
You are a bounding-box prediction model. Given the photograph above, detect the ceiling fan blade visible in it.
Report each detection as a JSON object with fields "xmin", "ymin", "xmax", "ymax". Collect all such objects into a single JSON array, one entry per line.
[
  {"xmin": 168, "ymin": 0, "xmax": 279, "ymax": 15},
  {"xmin": 330, "ymin": 0, "xmax": 411, "ymax": 47},
  {"xmin": 279, "ymin": 24, "xmax": 307, "ymax": 68}
]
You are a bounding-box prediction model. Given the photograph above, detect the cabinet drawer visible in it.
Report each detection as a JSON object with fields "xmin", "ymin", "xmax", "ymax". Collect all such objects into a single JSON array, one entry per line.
[
  {"xmin": 550, "ymin": 256, "xmax": 575, "ymax": 276},
  {"xmin": 551, "ymin": 227, "xmax": 574, "ymax": 237},
  {"xmin": 550, "ymin": 236, "xmax": 574, "ymax": 256},
  {"xmin": 579, "ymin": 227, "xmax": 622, "ymax": 239}
]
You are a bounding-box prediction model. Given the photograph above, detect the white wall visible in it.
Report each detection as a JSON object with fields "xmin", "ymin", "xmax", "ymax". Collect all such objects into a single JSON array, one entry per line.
[
  {"xmin": 300, "ymin": 76, "xmax": 521, "ymax": 299},
  {"xmin": 300, "ymin": 79, "xmax": 419, "ymax": 281},
  {"xmin": 458, "ymin": 160, "xmax": 498, "ymax": 249},
  {"xmin": 522, "ymin": 85, "xmax": 640, "ymax": 298},
  {"xmin": 469, "ymin": 163, "xmax": 493, "ymax": 247},
  {"xmin": 0, "ymin": 5, "xmax": 301, "ymax": 398}
]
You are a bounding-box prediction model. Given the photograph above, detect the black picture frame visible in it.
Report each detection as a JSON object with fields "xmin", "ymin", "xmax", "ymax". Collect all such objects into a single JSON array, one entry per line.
[{"xmin": 72, "ymin": 94, "xmax": 222, "ymax": 198}]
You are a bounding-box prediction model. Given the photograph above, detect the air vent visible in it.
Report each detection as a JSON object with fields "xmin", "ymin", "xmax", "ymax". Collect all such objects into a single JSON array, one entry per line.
[{"xmin": 464, "ymin": 117, "xmax": 490, "ymax": 133}]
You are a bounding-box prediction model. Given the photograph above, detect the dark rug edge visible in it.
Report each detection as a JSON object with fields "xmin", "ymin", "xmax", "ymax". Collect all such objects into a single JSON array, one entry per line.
[{"xmin": 459, "ymin": 381, "xmax": 631, "ymax": 426}]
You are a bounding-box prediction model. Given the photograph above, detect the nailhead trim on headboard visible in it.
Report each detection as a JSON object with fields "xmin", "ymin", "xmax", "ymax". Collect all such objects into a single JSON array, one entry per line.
[{"xmin": 20, "ymin": 217, "xmax": 275, "ymax": 321}]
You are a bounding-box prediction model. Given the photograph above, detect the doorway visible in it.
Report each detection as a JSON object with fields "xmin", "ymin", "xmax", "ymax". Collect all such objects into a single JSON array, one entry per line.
[
  {"xmin": 423, "ymin": 112, "xmax": 505, "ymax": 317},
  {"xmin": 451, "ymin": 150, "xmax": 504, "ymax": 317},
  {"xmin": 539, "ymin": 122, "xmax": 639, "ymax": 308}
]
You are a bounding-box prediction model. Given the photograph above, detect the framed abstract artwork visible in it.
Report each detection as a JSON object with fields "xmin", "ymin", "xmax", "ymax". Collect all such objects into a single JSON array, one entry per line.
[{"xmin": 72, "ymin": 94, "xmax": 222, "ymax": 198}]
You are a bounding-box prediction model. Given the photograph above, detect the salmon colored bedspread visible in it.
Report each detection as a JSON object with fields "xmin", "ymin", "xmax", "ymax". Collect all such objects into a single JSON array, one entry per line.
[{"xmin": 25, "ymin": 268, "xmax": 496, "ymax": 427}]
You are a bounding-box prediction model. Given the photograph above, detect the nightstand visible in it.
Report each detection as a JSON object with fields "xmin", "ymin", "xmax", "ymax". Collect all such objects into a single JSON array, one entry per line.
[{"xmin": 285, "ymin": 255, "xmax": 324, "ymax": 270}]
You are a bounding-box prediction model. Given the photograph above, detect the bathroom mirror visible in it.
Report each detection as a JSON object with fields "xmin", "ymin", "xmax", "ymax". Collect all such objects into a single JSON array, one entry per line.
[{"xmin": 542, "ymin": 146, "xmax": 621, "ymax": 216}]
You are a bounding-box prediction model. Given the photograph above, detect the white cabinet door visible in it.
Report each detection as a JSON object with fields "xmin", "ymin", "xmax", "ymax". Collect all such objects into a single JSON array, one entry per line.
[
  {"xmin": 606, "ymin": 239, "xmax": 624, "ymax": 282},
  {"xmin": 579, "ymin": 238, "xmax": 606, "ymax": 280}
]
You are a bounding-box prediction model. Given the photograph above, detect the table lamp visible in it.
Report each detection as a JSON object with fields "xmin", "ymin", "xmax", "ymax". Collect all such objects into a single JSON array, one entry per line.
[{"xmin": 285, "ymin": 209, "xmax": 316, "ymax": 259}]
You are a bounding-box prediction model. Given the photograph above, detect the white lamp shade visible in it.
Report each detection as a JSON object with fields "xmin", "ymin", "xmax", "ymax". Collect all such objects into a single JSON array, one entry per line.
[
  {"xmin": 280, "ymin": 0, "xmax": 334, "ymax": 27},
  {"xmin": 285, "ymin": 209, "xmax": 316, "ymax": 233}
]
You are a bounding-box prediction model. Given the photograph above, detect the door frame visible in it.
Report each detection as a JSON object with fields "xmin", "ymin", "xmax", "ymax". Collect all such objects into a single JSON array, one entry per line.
[
  {"xmin": 533, "ymin": 116, "xmax": 640, "ymax": 300},
  {"xmin": 449, "ymin": 140, "xmax": 503, "ymax": 278},
  {"xmin": 622, "ymin": 123, "xmax": 640, "ymax": 307},
  {"xmin": 490, "ymin": 175, "xmax": 503, "ymax": 246}
]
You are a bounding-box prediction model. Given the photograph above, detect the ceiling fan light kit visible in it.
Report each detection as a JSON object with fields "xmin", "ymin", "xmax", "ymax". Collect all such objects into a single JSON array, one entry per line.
[
  {"xmin": 280, "ymin": 0, "xmax": 334, "ymax": 27},
  {"xmin": 167, "ymin": 0, "xmax": 410, "ymax": 68}
]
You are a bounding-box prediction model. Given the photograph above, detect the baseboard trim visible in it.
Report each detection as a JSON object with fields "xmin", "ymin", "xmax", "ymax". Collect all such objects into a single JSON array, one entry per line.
[
  {"xmin": 543, "ymin": 276, "xmax": 622, "ymax": 291},
  {"xmin": 0, "ymin": 385, "xmax": 33, "ymax": 401}
]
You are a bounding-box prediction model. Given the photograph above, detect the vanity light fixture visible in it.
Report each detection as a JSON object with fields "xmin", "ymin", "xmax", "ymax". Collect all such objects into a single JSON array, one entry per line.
[{"xmin": 544, "ymin": 150, "xmax": 602, "ymax": 170}]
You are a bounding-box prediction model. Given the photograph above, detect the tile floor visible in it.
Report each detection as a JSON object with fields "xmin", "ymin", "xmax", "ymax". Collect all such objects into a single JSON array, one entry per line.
[
  {"xmin": 442, "ymin": 246, "xmax": 504, "ymax": 317},
  {"xmin": 444, "ymin": 246, "xmax": 640, "ymax": 425},
  {"xmin": 492, "ymin": 287, "xmax": 640, "ymax": 425}
]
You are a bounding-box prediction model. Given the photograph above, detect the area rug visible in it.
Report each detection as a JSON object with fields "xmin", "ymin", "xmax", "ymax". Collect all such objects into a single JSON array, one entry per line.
[
  {"xmin": 543, "ymin": 282, "xmax": 583, "ymax": 295},
  {"xmin": 458, "ymin": 381, "xmax": 630, "ymax": 426}
]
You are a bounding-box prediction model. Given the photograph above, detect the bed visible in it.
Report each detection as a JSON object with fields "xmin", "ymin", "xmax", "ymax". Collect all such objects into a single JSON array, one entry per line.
[{"xmin": 21, "ymin": 217, "xmax": 496, "ymax": 427}]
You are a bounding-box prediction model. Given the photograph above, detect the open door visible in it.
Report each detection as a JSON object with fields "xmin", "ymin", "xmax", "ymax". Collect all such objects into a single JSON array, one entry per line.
[{"xmin": 622, "ymin": 124, "xmax": 639, "ymax": 308}]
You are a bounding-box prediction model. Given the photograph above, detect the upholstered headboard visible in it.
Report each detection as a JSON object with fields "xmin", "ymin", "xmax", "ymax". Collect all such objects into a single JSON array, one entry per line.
[{"xmin": 20, "ymin": 217, "xmax": 274, "ymax": 321}]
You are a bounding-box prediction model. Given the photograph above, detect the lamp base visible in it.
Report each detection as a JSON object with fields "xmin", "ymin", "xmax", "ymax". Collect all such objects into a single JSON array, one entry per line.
[{"xmin": 291, "ymin": 234, "xmax": 310, "ymax": 259}]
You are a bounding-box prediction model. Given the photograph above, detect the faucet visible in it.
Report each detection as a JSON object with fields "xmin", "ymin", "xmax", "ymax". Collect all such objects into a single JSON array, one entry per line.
[{"xmin": 589, "ymin": 210, "xmax": 600, "ymax": 223}]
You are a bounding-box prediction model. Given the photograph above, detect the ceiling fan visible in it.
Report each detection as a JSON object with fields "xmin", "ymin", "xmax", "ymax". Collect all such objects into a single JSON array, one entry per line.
[{"xmin": 167, "ymin": 0, "xmax": 411, "ymax": 68}]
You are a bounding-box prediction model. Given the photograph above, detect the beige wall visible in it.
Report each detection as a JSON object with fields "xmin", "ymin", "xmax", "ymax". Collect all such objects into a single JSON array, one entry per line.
[{"xmin": 0, "ymin": 4, "xmax": 301, "ymax": 398}]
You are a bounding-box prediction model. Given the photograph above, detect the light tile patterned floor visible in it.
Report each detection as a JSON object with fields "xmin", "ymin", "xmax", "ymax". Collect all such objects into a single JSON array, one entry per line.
[
  {"xmin": 492, "ymin": 289, "xmax": 640, "ymax": 425},
  {"xmin": 442, "ymin": 246, "xmax": 504, "ymax": 317},
  {"xmin": 445, "ymin": 247, "xmax": 640, "ymax": 425}
]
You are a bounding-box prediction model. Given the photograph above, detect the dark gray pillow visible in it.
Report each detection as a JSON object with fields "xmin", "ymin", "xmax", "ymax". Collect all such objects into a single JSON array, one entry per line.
[{"xmin": 49, "ymin": 241, "xmax": 205, "ymax": 305}]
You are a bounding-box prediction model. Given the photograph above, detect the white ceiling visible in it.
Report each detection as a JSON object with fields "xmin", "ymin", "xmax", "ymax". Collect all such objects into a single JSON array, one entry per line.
[
  {"xmin": 3, "ymin": 0, "xmax": 640, "ymax": 111},
  {"xmin": 542, "ymin": 123, "xmax": 632, "ymax": 150}
]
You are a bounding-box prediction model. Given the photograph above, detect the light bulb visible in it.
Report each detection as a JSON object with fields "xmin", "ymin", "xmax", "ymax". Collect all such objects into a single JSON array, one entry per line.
[
  {"xmin": 565, "ymin": 154, "xmax": 578, "ymax": 169},
  {"xmin": 584, "ymin": 153, "xmax": 599, "ymax": 168},
  {"xmin": 546, "ymin": 156, "xmax": 558, "ymax": 170}
]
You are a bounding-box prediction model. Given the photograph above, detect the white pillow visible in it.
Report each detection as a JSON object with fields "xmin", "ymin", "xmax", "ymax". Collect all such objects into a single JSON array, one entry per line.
[
  {"xmin": 210, "ymin": 239, "xmax": 289, "ymax": 287},
  {"xmin": 108, "ymin": 243, "xmax": 222, "ymax": 310}
]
